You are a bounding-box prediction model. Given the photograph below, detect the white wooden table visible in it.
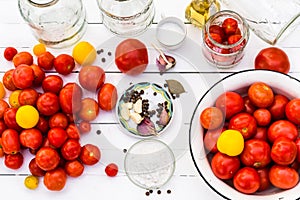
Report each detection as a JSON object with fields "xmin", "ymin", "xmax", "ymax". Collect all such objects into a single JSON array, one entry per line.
[{"xmin": 0, "ymin": 0, "xmax": 300, "ymax": 199}]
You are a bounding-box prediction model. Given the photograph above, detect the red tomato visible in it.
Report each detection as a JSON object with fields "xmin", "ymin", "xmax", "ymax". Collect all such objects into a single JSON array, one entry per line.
[
  {"xmin": 36, "ymin": 92, "xmax": 60, "ymax": 116},
  {"xmin": 242, "ymin": 96, "xmax": 257, "ymax": 115},
  {"xmin": 97, "ymin": 83, "xmax": 118, "ymax": 111},
  {"xmin": 115, "ymin": 38, "xmax": 148, "ymax": 75},
  {"xmin": 222, "ymin": 17, "xmax": 238, "ymax": 35},
  {"xmin": 37, "ymin": 51, "xmax": 55, "ymax": 70},
  {"xmin": 42, "ymin": 75, "xmax": 63, "ymax": 94},
  {"xmin": 206, "ymin": 33, "xmax": 223, "ymax": 44},
  {"xmin": 2, "ymin": 129, "xmax": 21, "ymax": 155},
  {"xmin": 4, "ymin": 152, "xmax": 23, "ymax": 169},
  {"xmin": 203, "ymin": 128, "xmax": 224, "ymax": 153},
  {"xmin": 19, "ymin": 128, "xmax": 43, "ymax": 150},
  {"xmin": 0, "ymin": 138, "xmax": 4, "ymax": 157},
  {"xmin": 248, "ymin": 82, "xmax": 274, "ymax": 108},
  {"xmin": 271, "ymin": 137, "xmax": 297, "ymax": 165},
  {"xmin": 0, "ymin": 119, "xmax": 7, "ymax": 137},
  {"xmin": 79, "ymin": 144, "xmax": 101, "ymax": 165},
  {"xmin": 4, "ymin": 108, "xmax": 22, "ymax": 131},
  {"xmin": 252, "ymin": 127, "xmax": 268, "ymax": 141},
  {"xmin": 18, "ymin": 88, "xmax": 39, "ymax": 106},
  {"xmin": 228, "ymin": 112, "xmax": 257, "ymax": 139},
  {"xmin": 215, "ymin": 91, "xmax": 244, "ymax": 119},
  {"xmin": 35, "ymin": 116, "xmax": 49, "ymax": 135},
  {"xmin": 269, "ymin": 165, "xmax": 299, "ymax": 189},
  {"xmin": 4, "ymin": 47, "xmax": 18, "ymax": 61},
  {"xmin": 200, "ymin": 107, "xmax": 224, "ymax": 130},
  {"xmin": 35, "ymin": 147, "xmax": 60, "ymax": 171},
  {"xmin": 60, "ymin": 139, "xmax": 81, "ymax": 161},
  {"xmin": 78, "ymin": 121, "xmax": 91, "ymax": 134},
  {"xmin": 0, "ymin": 99, "xmax": 9, "ymax": 119},
  {"xmin": 296, "ymin": 138, "xmax": 300, "ymax": 163},
  {"xmin": 66, "ymin": 123, "xmax": 80, "ymax": 140},
  {"xmin": 105, "ymin": 163, "xmax": 119, "ymax": 177},
  {"xmin": 78, "ymin": 65, "xmax": 106, "ymax": 92},
  {"xmin": 257, "ymin": 168, "xmax": 270, "ymax": 192},
  {"xmin": 268, "ymin": 94, "xmax": 289, "ymax": 120},
  {"xmin": 253, "ymin": 108, "xmax": 271, "ymax": 126},
  {"xmin": 43, "ymin": 167, "xmax": 67, "ymax": 191},
  {"xmin": 78, "ymin": 98, "xmax": 100, "ymax": 122},
  {"xmin": 267, "ymin": 120, "xmax": 298, "ymax": 143},
  {"xmin": 2, "ymin": 69, "xmax": 17, "ymax": 91},
  {"xmin": 29, "ymin": 158, "xmax": 46, "ymax": 177},
  {"xmin": 285, "ymin": 98, "xmax": 300, "ymax": 125},
  {"xmin": 229, "ymin": 37, "xmax": 246, "ymax": 53},
  {"xmin": 240, "ymin": 139, "xmax": 271, "ymax": 168},
  {"xmin": 255, "ymin": 47, "xmax": 290, "ymax": 74},
  {"xmin": 47, "ymin": 127, "xmax": 68, "ymax": 148},
  {"xmin": 30, "ymin": 64, "xmax": 45, "ymax": 87},
  {"xmin": 209, "ymin": 25, "xmax": 225, "ymax": 41},
  {"xmin": 12, "ymin": 51, "xmax": 33, "ymax": 67},
  {"xmin": 48, "ymin": 112, "xmax": 69, "ymax": 129},
  {"xmin": 211, "ymin": 152, "xmax": 240, "ymax": 180},
  {"xmin": 227, "ymin": 34, "xmax": 242, "ymax": 45},
  {"xmin": 59, "ymin": 83, "xmax": 82, "ymax": 114},
  {"xmin": 12, "ymin": 64, "xmax": 34, "ymax": 89},
  {"xmin": 53, "ymin": 54, "xmax": 75, "ymax": 75},
  {"xmin": 65, "ymin": 160, "xmax": 84, "ymax": 177},
  {"xmin": 233, "ymin": 167, "xmax": 260, "ymax": 194}
]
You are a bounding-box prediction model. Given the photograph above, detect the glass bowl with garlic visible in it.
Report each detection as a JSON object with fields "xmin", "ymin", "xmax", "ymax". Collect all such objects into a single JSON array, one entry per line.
[{"xmin": 116, "ymin": 82, "xmax": 174, "ymax": 138}]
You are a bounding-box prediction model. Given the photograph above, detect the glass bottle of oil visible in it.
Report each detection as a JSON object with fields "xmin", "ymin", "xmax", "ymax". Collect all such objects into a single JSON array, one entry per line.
[{"xmin": 185, "ymin": 0, "xmax": 220, "ymax": 28}]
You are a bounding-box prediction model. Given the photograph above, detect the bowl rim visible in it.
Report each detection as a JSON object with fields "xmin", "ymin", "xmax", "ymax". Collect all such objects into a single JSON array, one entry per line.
[{"xmin": 188, "ymin": 69, "xmax": 300, "ymax": 199}]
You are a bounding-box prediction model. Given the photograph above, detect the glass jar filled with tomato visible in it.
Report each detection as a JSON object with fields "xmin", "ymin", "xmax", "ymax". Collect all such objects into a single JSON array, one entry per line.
[{"xmin": 202, "ymin": 10, "xmax": 249, "ymax": 68}]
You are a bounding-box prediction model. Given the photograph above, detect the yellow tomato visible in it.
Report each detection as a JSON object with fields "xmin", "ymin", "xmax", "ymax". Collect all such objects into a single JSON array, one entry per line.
[
  {"xmin": 24, "ymin": 175, "xmax": 39, "ymax": 190},
  {"xmin": 9, "ymin": 90, "xmax": 22, "ymax": 108},
  {"xmin": 33, "ymin": 43, "xmax": 46, "ymax": 56},
  {"xmin": 0, "ymin": 82, "xmax": 6, "ymax": 99},
  {"xmin": 217, "ymin": 129, "xmax": 244, "ymax": 156},
  {"xmin": 72, "ymin": 41, "xmax": 97, "ymax": 66},
  {"xmin": 16, "ymin": 105, "xmax": 39, "ymax": 129}
]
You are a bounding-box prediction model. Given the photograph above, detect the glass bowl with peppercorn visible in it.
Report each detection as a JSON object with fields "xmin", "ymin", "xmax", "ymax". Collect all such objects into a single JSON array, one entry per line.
[
  {"xmin": 116, "ymin": 82, "xmax": 174, "ymax": 138},
  {"xmin": 202, "ymin": 10, "xmax": 249, "ymax": 68}
]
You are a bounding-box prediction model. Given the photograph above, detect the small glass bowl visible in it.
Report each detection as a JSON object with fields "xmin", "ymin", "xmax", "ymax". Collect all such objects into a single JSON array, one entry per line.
[
  {"xmin": 97, "ymin": 0, "xmax": 155, "ymax": 36},
  {"xmin": 124, "ymin": 139, "xmax": 175, "ymax": 190},
  {"xmin": 202, "ymin": 10, "xmax": 249, "ymax": 68}
]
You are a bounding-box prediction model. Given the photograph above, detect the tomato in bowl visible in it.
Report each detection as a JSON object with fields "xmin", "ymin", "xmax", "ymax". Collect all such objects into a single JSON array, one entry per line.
[{"xmin": 189, "ymin": 69, "xmax": 300, "ymax": 199}]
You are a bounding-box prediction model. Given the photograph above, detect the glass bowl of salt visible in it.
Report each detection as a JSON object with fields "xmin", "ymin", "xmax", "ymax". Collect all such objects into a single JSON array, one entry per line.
[{"xmin": 124, "ymin": 139, "xmax": 175, "ymax": 189}]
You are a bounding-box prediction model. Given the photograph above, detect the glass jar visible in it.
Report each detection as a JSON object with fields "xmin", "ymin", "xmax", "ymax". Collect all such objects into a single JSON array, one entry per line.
[
  {"xmin": 97, "ymin": 0, "xmax": 155, "ymax": 37},
  {"xmin": 202, "ymin": 10, "xmax": 249, "ymax": 68},
  {"xmin": 18, "ymin": 0, "xmax": 87, "ymax": 48}
]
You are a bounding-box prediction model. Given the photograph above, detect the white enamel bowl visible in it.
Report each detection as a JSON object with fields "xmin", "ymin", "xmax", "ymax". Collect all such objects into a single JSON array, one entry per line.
[{"xmin": 189, "ymin": 69, "xmax": 300, "ymax": 200}]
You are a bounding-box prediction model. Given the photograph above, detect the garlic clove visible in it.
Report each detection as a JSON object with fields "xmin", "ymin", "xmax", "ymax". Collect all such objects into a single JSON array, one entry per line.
[
  {"xmin": 133, "ymin": 99, "xmax": 143, "ymax": 114},
  {"xmin": 130, "ymin": 112, "xmax": 144, "ymax": 124},
  {"xmin": 120, "ymin": 107, "xmax": 130, "ymax": 121}
]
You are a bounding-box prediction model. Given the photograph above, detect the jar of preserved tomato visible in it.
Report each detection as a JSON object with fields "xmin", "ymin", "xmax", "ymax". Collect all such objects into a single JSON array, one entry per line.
[
  {"xmin": 202, "ymin": 10, "xmax": 249, "ymax": 68},
  {"xmin": 18, "ymin": 0, "xmax": 86, "ymax": 48}
]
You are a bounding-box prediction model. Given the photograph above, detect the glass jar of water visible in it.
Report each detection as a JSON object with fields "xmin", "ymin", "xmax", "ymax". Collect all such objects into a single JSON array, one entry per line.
[{"xmin": 18, "ymin": 0, "xmax": 86, "ymax": 48}]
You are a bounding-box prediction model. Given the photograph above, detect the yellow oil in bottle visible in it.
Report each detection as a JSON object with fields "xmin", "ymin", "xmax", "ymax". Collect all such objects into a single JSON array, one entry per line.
[{"xmin": 185, "ymin": 0, "xmax": 220, "ymax": 28}]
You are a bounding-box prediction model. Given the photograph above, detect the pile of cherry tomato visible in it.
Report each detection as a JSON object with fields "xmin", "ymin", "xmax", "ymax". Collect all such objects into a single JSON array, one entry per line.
[
  {"xmin": 205, "ymin": 17, "xmax": 246, "ymax": 54},
  {"xmin": 0, "ymin": 45, "xmax": 118, "ymax": 191},
  {"xmin": 200, "ymin": 81, "xmax": 300, "ymax": 194}
]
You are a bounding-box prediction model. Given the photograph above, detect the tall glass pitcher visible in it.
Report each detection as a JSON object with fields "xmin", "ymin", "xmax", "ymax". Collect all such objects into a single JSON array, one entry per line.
[{"xmin": 18, "ymin": 0, "xmax": 87, "ymax": 48}]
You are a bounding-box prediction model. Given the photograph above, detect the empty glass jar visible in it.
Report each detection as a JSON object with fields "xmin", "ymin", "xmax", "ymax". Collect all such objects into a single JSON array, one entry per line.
[
  {"xmin": 97, "ymin": 0, "xmax": 155, "ymax": 36},
  {"xmin": 18, "ymin": 0, "xmax": 87, "ymax": 48}
]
